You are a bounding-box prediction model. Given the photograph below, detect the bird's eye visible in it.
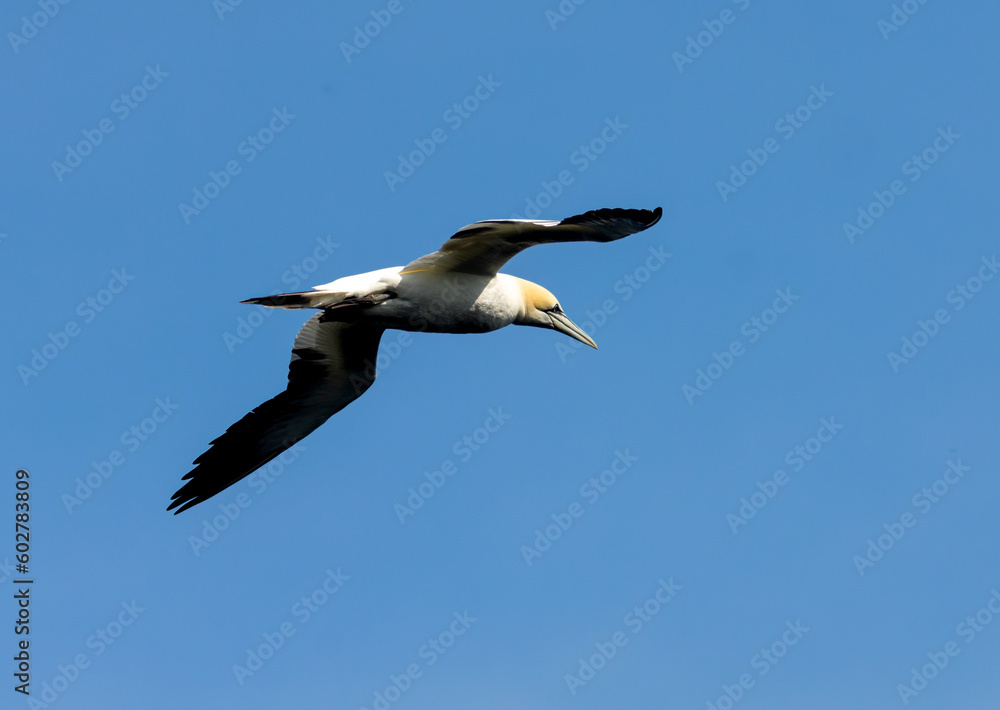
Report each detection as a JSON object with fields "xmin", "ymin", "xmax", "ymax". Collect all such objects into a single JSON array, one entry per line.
[{"xmin": 548, "ymin": 304, "xmax": 563, "ymax": 314}]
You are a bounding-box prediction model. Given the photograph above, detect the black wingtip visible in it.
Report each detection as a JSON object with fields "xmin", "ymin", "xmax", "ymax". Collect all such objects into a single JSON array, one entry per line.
[
  {"xmin": 560, "ymin": 206, "xmax": 663, "ymax": 231},
  {"xmin": 170, "ymin": 501, "xmax": 197, "ymax": 515},
  {"xmin": 242, "ymin": 293, "xmax": 312, "ymax": 307},
  {"xmin": 167, "ymin": 484, "xmax": 197, "ymax": 514}
]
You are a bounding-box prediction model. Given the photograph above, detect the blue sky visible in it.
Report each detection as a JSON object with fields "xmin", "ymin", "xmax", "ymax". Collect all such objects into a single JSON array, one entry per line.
[{"xmin": 3, "ymin": 1, "xmax": 999, "ymax": 708}]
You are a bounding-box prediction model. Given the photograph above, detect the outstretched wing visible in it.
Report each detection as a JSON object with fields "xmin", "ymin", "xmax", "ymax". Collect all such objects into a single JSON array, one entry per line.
[
  {"xmin": 168, "ymin": 315, "xmax": 384, "ymax": 513},
  {"xmin": 402, "ymin": 206, "xmax": 662, "ymax": 277}
]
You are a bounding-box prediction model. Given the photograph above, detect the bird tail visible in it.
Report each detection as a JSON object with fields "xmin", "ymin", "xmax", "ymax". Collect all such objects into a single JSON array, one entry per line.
[{"xmin": 241, "ymin": 291, "xmax": 346, "ymax": 309}]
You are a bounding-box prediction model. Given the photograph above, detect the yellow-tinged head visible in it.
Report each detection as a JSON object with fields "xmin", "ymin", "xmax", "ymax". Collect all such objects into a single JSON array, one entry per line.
[{"xmin": 513, "ymin": 279, "xmax": 598, "ymax": 349}]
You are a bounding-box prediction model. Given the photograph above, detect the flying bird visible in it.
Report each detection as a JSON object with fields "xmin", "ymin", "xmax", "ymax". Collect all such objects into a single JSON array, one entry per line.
[{"xmin": 168, "ymin": 206, "xmax": 662, "ymax": 513}]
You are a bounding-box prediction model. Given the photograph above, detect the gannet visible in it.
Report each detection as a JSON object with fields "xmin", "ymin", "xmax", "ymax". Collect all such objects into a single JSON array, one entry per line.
[{"xmin": 168, "ymin": 206, "xmax": 662, "ymax": 513}]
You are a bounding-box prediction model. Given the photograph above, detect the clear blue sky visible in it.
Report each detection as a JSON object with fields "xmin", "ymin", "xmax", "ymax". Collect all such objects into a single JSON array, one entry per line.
[{"xmin": 3, "ymin": 1, "xmax": 999, "ymax": 708}]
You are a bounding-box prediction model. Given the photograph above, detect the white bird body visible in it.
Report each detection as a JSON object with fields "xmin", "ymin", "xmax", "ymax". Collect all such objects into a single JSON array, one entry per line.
[
  {"xmin": 305, "ymin": 268, "xmax": 535, "ymax": 334},
  {"xmin": 169, "ymin": 207, "xmax": 662, "ymax": 513}
]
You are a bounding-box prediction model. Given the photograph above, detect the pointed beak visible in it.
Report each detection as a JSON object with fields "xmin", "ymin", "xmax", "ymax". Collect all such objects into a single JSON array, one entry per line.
[{"xmin": 549, "ymin": 310, "xmax": 598, "ymax": 349}]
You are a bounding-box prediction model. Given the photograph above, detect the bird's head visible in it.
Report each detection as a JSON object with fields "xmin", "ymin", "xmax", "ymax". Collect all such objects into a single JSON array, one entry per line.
[{"xmin": 514, "ymin": 279, "xmax": 598, "ymax": 349}]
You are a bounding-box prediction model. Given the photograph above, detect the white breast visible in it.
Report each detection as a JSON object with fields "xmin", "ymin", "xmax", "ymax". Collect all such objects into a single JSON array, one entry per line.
[{"xmin": 384, "ymin": 271, "xmax": 523, "ymax": 334}]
